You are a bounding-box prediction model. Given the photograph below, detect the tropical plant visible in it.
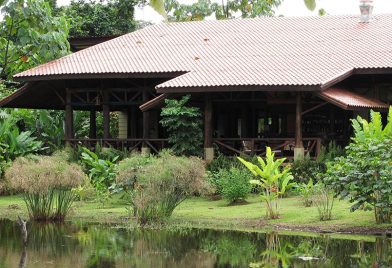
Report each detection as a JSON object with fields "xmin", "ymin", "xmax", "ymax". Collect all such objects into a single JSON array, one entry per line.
[
  {"xmin": 296, "ymin": 178, "xmax": 314, "ymax": 207},
  {"xmin": 9, "ymin": 109, "xmax": 65, "ymax": 152},
  {"xmin": 117, "ymin": 151, "xmax": 209, "ymax": 225},
  {"xmin": 216, "ymin": 167, "xmax": 252, "ymax": 204},
  {"xmin": 312, "ymin": 182, "xmax": 334, "ymax": 221},
  {"xmin": 326, "ymin": 108, "xmax": 392, "ymax": 224},
  {"xmin": 5, "ymin": 152, "xmax": 85, "ymax": 221},
  {"xmin": 0, "ymin": 116, "xmax": 44, "ymax": 162},
  {"xmin": 80, "ymin": 147, "xmax": 119, "ymax": 204},
  {"xmin": 160, "ymin": 95, "xmax": 203, "ymax": 156},
  {"xmin": 0, "ymin": 0, "xmax": 69, "ymax": 79},
  {"xmin": 238, "ymin": 147, "xmax": 294, "ymax": 219}
]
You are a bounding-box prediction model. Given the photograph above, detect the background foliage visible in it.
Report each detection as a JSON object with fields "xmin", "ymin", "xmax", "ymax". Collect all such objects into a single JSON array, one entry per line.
[
  {"xmin": 160, "ymin": 95, "xmax": 203, "ymax": 156},
  {"xmin": 0, "ymin": 0, "xmax": 70, "ymax": 80},
  {"xmin": 57, "ymin": 0, "xmax": 139, "ymax": 37}
]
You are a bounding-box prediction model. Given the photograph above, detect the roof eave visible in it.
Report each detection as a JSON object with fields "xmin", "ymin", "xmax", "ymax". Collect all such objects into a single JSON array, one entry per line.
[
  {"xmin": 156, "ymin": 84, "xmax": 321, "ymax": 94},
  {"xmin": 13, "ymin": 71, "xmax": 188, "ymax": 82}
]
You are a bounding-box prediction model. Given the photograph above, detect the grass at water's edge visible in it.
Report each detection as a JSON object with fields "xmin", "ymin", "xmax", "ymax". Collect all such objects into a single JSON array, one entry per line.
[{"xmin": 0, "ymin": 194, "xmax": 391, "ymax": 237}]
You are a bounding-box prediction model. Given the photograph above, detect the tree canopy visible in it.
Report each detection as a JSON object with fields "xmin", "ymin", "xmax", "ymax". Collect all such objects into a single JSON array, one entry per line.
[
  {"xmin": 57, "ymin": 0, "xmax": 139, "ymax": 37},
  {"xmin": 0, "ymin": 0, "xmax": 70, "ymax": 80},
  {"xmin": 164, "ymin": 0, "xmax": 282, "ymax": 22}
]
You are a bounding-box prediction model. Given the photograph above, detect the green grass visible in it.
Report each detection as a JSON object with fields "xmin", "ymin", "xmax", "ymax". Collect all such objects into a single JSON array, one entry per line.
[{"xmin": 1, "ymin": 194, "xmax": 391, "ymax": 234}]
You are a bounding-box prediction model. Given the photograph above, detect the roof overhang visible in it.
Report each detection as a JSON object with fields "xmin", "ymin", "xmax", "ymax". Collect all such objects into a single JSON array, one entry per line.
[
  {"xmin": 139, "ymin": 93, "xmax": 172, "ymax": 112},
  {"xmin": 0, "ymin": 82, "xmax": 66, "ymax": 110},
  {"xmin": 318, "ymin": 87, "xmax": 389, "ymax": 111},
  {"xmin": 13, "ymin": 72, "xmax": 186, "ymax": 82}
]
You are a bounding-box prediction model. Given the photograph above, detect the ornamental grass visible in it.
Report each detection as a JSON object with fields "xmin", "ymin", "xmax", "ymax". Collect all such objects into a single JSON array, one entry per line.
[
  {"xmin": 117, "ymin": 151, "xmax": 211, "ymax": 225},
  {"xmin": 5, "ymin": 152, "xmax": 86, "ymax": 221}
]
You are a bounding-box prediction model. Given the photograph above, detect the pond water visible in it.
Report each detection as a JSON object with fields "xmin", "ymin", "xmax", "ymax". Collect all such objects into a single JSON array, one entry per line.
[{"xmin": 0, "ymin": 219, "xmax": 391, "ymax": 268}]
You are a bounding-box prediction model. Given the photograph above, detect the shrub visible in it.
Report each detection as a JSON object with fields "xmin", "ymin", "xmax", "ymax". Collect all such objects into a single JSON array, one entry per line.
[
  {"xmin": 5, "ymin": 152, "xmax": 85, "ymax": 221},
  {"xmin": 290, "ymin": 155, "xmax": 325, "ymax": 184},
  {"xmin": 312, "ymin": 182, "xmax": 334, "ymax": 221},
  {"xmin": 207, "ymin": 153, "xmax": 251, "ymax": 195},
  {"xmin": 80, "ymin": 147, "xmax": 118, "ymax": 204},
  {"xmin": 290, "ymin": 142, "xmax": 344, "ymax": 184},
  {"xmin": 216, "ymin": 167, "xmax": 252, "ymax": 204},
  {"xmin": 238, "ymin": 147, "xmax": 294, "ymax": 219},
  {"xmin": 326, "ymin": 108, "xmax": 392, "ymax": 224},
  {"xmin": 296, "ymin": 179, "xmax": 315, "ymax": 207},
  {"xmin": 160, "ymin": 95, "xmax": 203, "ymax": 156},
  {"xmin": 117, "ymin": 151, "xmax": 210, "ymax": 225},
  {"xmin": 71, "ymin": 177, "xmax": 97, "ymax": 202}
]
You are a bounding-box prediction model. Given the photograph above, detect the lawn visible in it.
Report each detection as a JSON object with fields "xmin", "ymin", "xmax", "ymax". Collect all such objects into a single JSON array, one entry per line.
[{"xmin": 0, "ymin": 194, "xmax": 391, "ymax": 234}]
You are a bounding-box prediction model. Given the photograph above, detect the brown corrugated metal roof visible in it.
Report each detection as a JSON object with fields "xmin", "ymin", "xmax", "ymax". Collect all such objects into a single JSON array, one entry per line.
[
  {"xmin": 318, "ymin": 87, "xmax": 389, "ymax": 110},
  {"xmin": 13, "ymin": 15, "xmax": 392, "ymax": 92}
]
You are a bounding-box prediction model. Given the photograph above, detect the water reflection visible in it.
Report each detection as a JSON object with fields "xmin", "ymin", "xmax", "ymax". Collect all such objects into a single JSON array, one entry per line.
[{"xmin": 0, "ymin": 219, "xmax": 390, "ymax": 268}]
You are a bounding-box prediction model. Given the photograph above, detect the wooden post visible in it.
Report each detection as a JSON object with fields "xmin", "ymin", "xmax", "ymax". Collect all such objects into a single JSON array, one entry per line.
[
  {"xmin": 102, "ymin": 90, "xmax": 110, "ymax": 139},
  {"xmin": 294, "ymin": 92, "xmax": 304, "ymax": 160},
  {"xmin": 142, "ymin": 90, "xmax": 150, "ymax": 154},
  {"xmin": 65, "ymin": 89, "xmax": 74, "ymax": 143},
  {"xmin": 204, "ymin": 94, "xmax": 214, "ymax": 162},
  {"xmin": 89, "ymin": 109, "xmax": 96, "ymax": 139}
]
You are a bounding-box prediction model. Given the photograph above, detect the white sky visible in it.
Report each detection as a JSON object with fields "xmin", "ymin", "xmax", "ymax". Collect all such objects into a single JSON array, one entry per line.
[{"xmin": 55, "ymin": 0, "xmax": 392, "ymax": 24}]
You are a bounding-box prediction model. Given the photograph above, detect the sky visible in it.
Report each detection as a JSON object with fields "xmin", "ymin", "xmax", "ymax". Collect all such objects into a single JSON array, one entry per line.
[{"xmin": 55, "ymin": 0, "xmax": 392, "ymax": 24}]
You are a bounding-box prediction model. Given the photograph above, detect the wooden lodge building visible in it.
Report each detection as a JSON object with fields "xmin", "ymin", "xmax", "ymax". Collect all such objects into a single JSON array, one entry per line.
[{"xmin": 1, "ymin": 13, "xmax": 391, "ymax": 161}]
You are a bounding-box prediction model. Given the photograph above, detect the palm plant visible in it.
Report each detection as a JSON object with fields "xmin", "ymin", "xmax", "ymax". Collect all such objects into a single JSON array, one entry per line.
[{"xmin": 238, "ymin": 147, "xmax": 293, "ymax": 219}]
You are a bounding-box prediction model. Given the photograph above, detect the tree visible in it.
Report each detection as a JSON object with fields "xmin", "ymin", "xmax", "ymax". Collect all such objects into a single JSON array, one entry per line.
[
  {"xmin": 160, "ymin": 95, "xmax": 203, "ymax": 156},
  {"xmin": 0, "ymin": 0, "xmax": 70, "ymax": 80},
  {"xmin": 164, "ymin": 0, "xmax": 281, "ymax": 22},
  {"xmin": 327, "ymin": 108, "xmax": 392, "ymax": 224},
  {"xmin": 58, "ymin": 0, "xmax": 139, "ymax": 37}
]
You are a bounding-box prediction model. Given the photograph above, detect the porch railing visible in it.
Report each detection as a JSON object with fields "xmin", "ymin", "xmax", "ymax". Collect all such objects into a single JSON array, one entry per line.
[
  {"xmin": 64, "ymin": 138, "xmax": 169, "ymax": 153},
  {"xmin": 213, "ymin": 137, "xmax": 322, "ymax": 159}
]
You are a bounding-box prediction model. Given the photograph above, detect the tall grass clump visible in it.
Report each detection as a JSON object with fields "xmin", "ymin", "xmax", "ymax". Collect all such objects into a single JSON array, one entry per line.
[
  {"xmin": 5, "ymin": 152, "xmax": 85, "ymax": 221},
  {"xmin": 117, "ymin": 151, "xmax": 210, "ymax": 225}
]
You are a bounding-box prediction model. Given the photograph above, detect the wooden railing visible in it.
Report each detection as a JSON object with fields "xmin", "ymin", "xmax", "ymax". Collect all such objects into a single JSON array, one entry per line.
[
  {"xmin": 64, "ymin": 137, "xmax": 322, "ymax": 158},
  {"xmin": 64, "ymin": 138, "xmax": 169, "ymax": 153},
  {"xmin": 213, "ymin": 137, "xmax": 322, "ymax": 158}
]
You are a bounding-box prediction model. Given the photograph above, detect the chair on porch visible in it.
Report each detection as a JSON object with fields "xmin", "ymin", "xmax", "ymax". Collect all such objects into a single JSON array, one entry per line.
[
  {"xmin": 241, "ymin": 140, "xmax": 254, "ymax": 155},
  {"xmin": 241, "ymin": 140, "xmax": 264, "ymax": 155}
]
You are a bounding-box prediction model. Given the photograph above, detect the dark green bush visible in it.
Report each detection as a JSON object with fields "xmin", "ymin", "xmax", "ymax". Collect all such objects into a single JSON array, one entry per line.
[
  {"xmin": 290, "ymin": 155, "xmax": 325, "ymax": 184},
  {"xmin": 216, "ymin": 167, "xmax": 252, "ymax": 204},
  {"xmin": 160, "ymin": 95, "xmax": 203, "ymax": 156},
  {"xmin": 290, "ymin": 141, "xmax": 344, "ymax": 184}
]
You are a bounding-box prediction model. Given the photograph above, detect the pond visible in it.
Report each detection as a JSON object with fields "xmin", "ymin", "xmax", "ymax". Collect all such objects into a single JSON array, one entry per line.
[{"xmin": 0, "ymin": 219, "xmax": 391, "ymax": 268}]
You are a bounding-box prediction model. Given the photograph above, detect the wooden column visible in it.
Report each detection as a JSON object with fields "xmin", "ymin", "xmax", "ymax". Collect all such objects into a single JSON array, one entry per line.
[
  {"xmin": 102, "ymin": 90, "xmax": 110, "ymax": 139},
  {"xmin": 65, "ymin": 89, "xmax": 74, "ymax": 141},
  {"xmin": 89, "ymin": 109, "xmax": 96, "ymax": 139},
  {"xmin": 142, "ymin": 90, "xmax": 150, "ymax": 154},
  {"xmin": 294, "ymin": 92, "xmax": 304, "ymax": 160},
  {"xmin": 204, "ymin": 94, "xmax": 214, "ymax": 162}
]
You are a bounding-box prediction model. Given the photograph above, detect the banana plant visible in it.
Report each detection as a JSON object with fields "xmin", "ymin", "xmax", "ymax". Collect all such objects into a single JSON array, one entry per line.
[{"xmin": 238, "ymin": 147, "xmax": 293, "ymax": 219}]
